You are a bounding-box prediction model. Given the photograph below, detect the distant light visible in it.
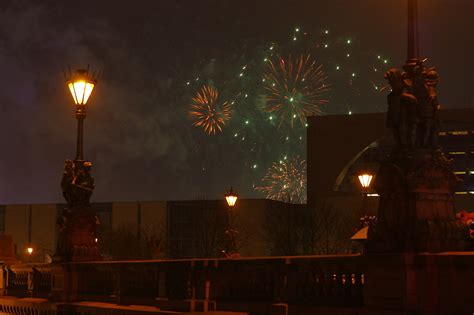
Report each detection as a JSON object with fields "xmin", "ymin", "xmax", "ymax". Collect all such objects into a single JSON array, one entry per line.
[
  {"xmin": 186, "ymin": 81, "xmax": 190, "ymax": 85},
  {"xmin": 269, "ymin": 46, "xmax": 274, "ymax": 50},
  {"xmin": 324, "ymin": 44, "xmax": 328, "ymax": 48},
  {"xmin": 234, "ymin": 133, "xmax": 238, "ymax": 137},
  {"xmin": 289, "ymin": 97, "xmax": 294, "ymax": 102},
  {"xmin": 245, "ymin": 120, "xmax": 249, "ymax": 124},
  {"xmin": 292, "ymin": 114, "xmax": 297, "ymax": 118},
  {"xmin": 225, "ymin": 187, "xmax": 238, "ymax": 207},
  {"xmin": 239, "ymin": 73, "xmax": 244, "ymax": 77},
  {"xmin": 293, "ymin": 37, "xmax": 297, "ymax": 41},
  {"xmin": 27, "ymin": 247, "xmax": 33, "ymax": 255},
  {"xmin": 324, "ymin": 30, "xmax": 329, "ymax": 34},
  {"xmin": 384, "ymin": 59, "xmax": 388, "ymax": 64},
  {"xmin": 352, "ymin": 73, "xmax": 356, "ymax": 77},
  {"xmin": 253, "ymin": 164, "xmax": 257, "ymax": 169},
  {"xmin": 347, "ymin": 39, "xmax": 352, "ymax": 44},
  {"xmin": 358, "ymin": 174, "xmax": 373, "ymax": 188},
  {"xmin": 305, "ymin": 123, "xmax": 308, "ymax": 127},
  {"xmin": 242, "ymin": 65, "xmax": 247, "ymax": 70},
  {"xmin": 264, "ymin": 58, "xmax": 268, "ymax": 62},
  {"xmin": 348, "ymin": 111, "xmax": 352, "ymax": 115},
  {"xmin": 245, "ymin": 94, "xmax": 248, "ymax": 98},
  {"xmin": 269, "ymin": 116, "xmax": 273, "ymax": 120},
  {"xmin": 346, "ymin": 53, "xmax": 350, "ymax": 57},
  {"xmin": 377, "ymin": 55, "xmax": 381, "ymax": 59},
  {"xmin": 336, "ymin": 66, "xmax": 340, "ymax": 70},
  {"xmin": 295, "ymin": 27, "xmax": 300, "ymax": 32}
]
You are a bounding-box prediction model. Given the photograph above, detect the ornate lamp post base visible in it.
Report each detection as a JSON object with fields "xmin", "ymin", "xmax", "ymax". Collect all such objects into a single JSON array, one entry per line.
[
  {"xmin": 367, "ymin": 55, "xmax": 471, "ymax": 252},
  {"xmin": 54, "ymin": 159, "xmax": 101, "ymax": 262},
  {"xmin": 367, "ymin": 149, "xmax": 470, "ymax": 252}
]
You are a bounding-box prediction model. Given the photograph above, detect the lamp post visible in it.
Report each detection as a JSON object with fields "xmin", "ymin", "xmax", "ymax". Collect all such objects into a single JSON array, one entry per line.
[
  {"xmin": 27, "ymin": 247, "xmax": 33, "ymax": 263},
  {"xmin": 54, "ymin": 68, "xmax": 101, "ymax": 262},
  {"xmin": 223, "ymin": 187, "xmax": 239, "ymax": 257},
  {"xmin": 358, "ymin": 173, "xmax": 373, "ymax": 218},
  {"xmin": 67, "ymin": 69, "xmax": 96, "ymax": 161}
]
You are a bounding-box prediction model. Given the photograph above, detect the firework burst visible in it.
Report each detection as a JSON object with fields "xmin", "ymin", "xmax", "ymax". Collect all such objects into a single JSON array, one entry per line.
[
  {"xmin": 263, "ymin": 54, "xmax": 329, "ymax": 128},
  {"xmin": 189, "ymin": 85, "xmax": 231, "ymax": 134},
  {"xmin": 255, "ymin": 156, "xmax": 307, "ymax": 203}
]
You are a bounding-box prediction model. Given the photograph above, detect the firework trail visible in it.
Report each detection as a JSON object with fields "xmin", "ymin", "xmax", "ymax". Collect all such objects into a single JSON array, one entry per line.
[{"xmin": 263, "ymin": 54, "xmax": 329, "ymax": 128}]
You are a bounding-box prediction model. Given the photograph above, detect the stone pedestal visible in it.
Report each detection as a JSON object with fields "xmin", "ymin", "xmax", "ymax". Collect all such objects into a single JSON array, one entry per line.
[
  {"xmin": 363, "ymin": 253, "xmax": 474, "ymax": 315},
  {"xmin": 367, "ymin": 149, "xmax": 469, "ymax": 253},
  {"xmin": 54, "ymin": 207, "xmax": 101, "ymax": 262}
]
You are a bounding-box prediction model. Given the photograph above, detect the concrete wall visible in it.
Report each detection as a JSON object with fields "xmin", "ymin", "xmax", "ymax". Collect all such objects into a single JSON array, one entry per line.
[
  {"xmin": 31, "ymin": 204, "xmax": 56, "ymax": 262},
  {"xmin": 234, "ymin": 199, "xmax": 268, "ymax": 257},
  {"xmin": 1, "ymin": 199, "xmax": 277, "ymax": 261},
  {"xmin": 112, "ymin": 202, "xmax": 139, "ymax": 230},
  {"xmin": 4, "ymin": 205, "xmax": 29, "ymax": 260}
]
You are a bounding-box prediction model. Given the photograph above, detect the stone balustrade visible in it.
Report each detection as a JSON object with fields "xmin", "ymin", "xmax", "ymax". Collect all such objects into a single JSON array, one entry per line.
[{"xmin": 0, "ymin": 252, "xmax": 473, "ymax": 315}]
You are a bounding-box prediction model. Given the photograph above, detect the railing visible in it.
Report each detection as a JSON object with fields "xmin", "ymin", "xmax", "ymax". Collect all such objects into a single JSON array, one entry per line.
[
  {"xmin": 3, "ymin": 264, "xmax": 52, "ymax": 298},
  {"xmin": 74, "ymin": 255, "xmax": 364, "ymax": 313},
  {"xmin": 2, "ymin": 254, "xmax": 364, "ymax": 312},
  {"xmin": 2, "ymin": 253, "xmax": 474, "ymax": 315}
]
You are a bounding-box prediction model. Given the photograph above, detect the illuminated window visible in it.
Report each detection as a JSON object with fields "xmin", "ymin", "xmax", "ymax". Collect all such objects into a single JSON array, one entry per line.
[
  {"xmin": 449, "ymin": 131, "xmax": 469, "ymax": 136},
  {"xmin": 367, "ymin": 193, "xmax": 379, "ymax": 197},
  {"xmin": 449, "ymin": 152, "xmax": 466, "ymax": 155}
]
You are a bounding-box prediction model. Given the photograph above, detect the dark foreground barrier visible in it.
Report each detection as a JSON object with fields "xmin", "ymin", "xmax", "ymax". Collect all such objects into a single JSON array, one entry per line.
[{"xmin": 1, "ymin": 253, "xmax": 474, "ymax": 315}]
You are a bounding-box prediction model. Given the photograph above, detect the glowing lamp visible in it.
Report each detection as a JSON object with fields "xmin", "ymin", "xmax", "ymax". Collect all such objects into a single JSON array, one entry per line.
[
  {"xmin": 358, "ymin": 174, "xmax": 373, "ymax": 189},
  {"xmin": 225, "ymin": 187, "xmax": 238, "ymax": 207},
  {"xmin": 67, "ymin": 69, "xmax": 96, "ymax": 105},
  {"xmin": 27, "ymin": 247, "xmax": 33, "ymax": 255}
]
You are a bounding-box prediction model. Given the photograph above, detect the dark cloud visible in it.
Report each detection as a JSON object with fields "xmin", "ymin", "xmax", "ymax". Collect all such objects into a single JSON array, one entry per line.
[{"xmin": 0, "ymin": 0, "xmax": 472, "ymax": 203}]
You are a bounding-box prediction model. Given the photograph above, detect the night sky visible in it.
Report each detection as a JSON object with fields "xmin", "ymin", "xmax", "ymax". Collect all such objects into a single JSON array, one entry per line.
[{"xmin": 0, "ymin": 0, "xmax": 472, "ymax": 204}]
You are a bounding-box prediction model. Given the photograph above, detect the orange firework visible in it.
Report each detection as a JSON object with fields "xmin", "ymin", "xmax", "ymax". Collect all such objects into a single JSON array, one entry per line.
[
  {"xmin": 255, "ymin": 157, "xmax": 307, "ymax": 204},
  {"xmin": 189, "ymin": 85, "xmax": 231, "ymax": 135},
  {"xmin": 263, "ymin": 54, "xmax": 329, "ymax": 128}
]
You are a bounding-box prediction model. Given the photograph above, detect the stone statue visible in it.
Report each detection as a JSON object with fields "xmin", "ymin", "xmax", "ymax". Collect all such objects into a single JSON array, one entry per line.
[
  {"xmin": 368, "ymin": 58, "xmax": 469, "ymax": 253},
  {"xmin": 384, "ymin": 58, "xmax": 440, "ymax": 149},
  {"xmin": 61, "ymin": 160, "xmax": 95, "ymax": 209}
]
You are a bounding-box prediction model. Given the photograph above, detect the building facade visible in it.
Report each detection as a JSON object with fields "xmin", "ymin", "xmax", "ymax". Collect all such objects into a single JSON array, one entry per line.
[
  {"xmin": 307, "ymin": 108, "xmax": 474, "ymax": 213},
  {"xmin": 0, "ymin": 199, "xmax": 294, "ymax": 263}
]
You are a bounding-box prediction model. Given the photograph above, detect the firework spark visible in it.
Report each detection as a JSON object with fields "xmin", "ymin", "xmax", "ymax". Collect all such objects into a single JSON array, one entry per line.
[
  {"xmin": 263, "ymin": 54, "xmax": 329, "ymax": 128},
  {"xmin": 255, "ymin": 156, "xmax": 307, "ymax": 203},
  {"xmin": 189, "ymin": 85, "xmax": 231, "ymax": 134}
]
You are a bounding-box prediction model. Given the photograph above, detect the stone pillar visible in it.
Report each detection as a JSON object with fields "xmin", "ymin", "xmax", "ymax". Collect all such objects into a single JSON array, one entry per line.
[{"xmin": 367, "ymin": 150, "xmax": 470, "ymax": 253}]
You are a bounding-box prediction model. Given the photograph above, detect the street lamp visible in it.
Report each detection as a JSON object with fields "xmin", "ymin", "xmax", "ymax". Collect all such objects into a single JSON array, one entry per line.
[
  {"xmin": 223, "ymin": 187, "xmax": 239, "ymax": 258},
  {"xmin": 358, "ymin": 173, "xmax": 373, "ymax": 218},
  {"xmin": 66, "ymin": 68, "xmax": 97, "ymax": 161},
  {"xmin": 225, "ymin": 186, "xmax": 238, "ymax": 207},
  {"xmin": 27, "ymin": 247, "xmax": 33, "ymax": 263},
  {"xmin": 54, "ymin": 67, "xmax": 101, "ymax": 262}
]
